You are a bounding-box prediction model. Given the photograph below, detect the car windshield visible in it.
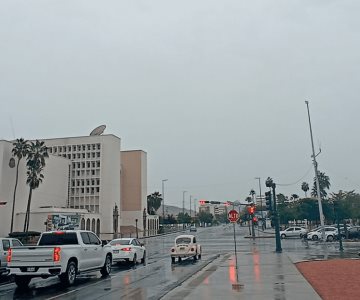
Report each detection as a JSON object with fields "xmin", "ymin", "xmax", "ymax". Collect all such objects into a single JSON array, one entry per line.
[
  {"xmin": 176, "ymin": 237, "xmax": 191, "ymax": 244},
  {"xmin": 110, "ymin": 240, "xmax": 130, "ymax": 246}
]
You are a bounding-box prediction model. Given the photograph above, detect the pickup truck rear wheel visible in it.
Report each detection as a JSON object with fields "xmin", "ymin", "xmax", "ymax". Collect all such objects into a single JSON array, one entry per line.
[
  {"xmin": 141, "ymin": 251, "xmax": 146, "ymax": 265},
  {"xmin": 14, "ymin": 276, "xmax": 31, "ymax": 289},
  {"xmin": 101, "ymin": 255, "xmax": 112, "ymax": 277},
  {"xmin": 171, "ymin": 257, "xmax": 176, "ymax": 264},
  {"xmin": 59, "ymin": 261, "xmax": 77, "ymax": 286}
]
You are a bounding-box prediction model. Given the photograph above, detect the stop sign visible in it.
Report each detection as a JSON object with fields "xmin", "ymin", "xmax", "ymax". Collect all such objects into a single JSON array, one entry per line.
[{"xmin": 228, "ymin": 210, "xmax": 239, "ymax": 223}]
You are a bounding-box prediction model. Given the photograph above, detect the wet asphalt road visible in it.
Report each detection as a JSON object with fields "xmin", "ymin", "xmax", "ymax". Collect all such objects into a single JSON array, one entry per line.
[{"xmin": 0, "ymin": 225, "xmax": 359, "ymax": 299}]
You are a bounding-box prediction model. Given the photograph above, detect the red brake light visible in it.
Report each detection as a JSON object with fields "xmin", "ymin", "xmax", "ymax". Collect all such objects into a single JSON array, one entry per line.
[
  {"xmin": 171, "ymin": 248, "xmax": 175, "ymax": 252},
  {"xmin": 121, "ymin": 247, "xmax": 131, "ymax": 252},
  {"xmin": 54, "ymin": 231, "xmax": 65, "ymax": 235},
  {"xmin": 53, "ymin": 247, "xmax": 61, "ymax": 262},
  {"xmin": 191, "ymin": 248, "xmax": 195, "ymax": 251},
  {"xmin": 7, "ymin": 248, "xmax": 12, "ymax": 263}
]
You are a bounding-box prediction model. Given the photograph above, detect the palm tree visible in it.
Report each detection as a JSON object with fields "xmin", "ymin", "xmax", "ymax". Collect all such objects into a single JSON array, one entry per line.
[
  {"xmin": 10, "ymin": 138, "xmax": 29, "ymax": 233},
  {"xmin": 301, "ymin": 182, "xmax": 309, "ymax": 197},
  {"xmin": 147, "ymin": 192, "xmax": 163, "ymax": 215},
  {"xmin": 23, "ymin": 140, "xmax": 49, "ymax": 232},
  {"xmin": 311, "ymin": 171, "xmax": 330, "ymax": 199}
]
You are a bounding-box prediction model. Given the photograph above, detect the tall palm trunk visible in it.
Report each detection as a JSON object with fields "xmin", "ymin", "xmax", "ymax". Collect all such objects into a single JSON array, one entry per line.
[
  {"xmin": 24, "ymin": 187, "xmax": 33, "ymax": 232},
  {"xmin": 10, "ymin": 159, "xmax": 21, "ymax": 233}
]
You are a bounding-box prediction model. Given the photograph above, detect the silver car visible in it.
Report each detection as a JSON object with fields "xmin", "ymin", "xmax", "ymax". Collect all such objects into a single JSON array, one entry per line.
[
  {"xmin": 0, "ymin": 238, "xmax": 23, "ymax": 277},
  {"xmin": 280, "ymin": 227, "xmax": 308, "ymax": 239}
]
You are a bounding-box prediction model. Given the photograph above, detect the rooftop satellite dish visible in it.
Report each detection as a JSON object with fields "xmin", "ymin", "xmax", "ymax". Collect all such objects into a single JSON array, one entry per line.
[{"xmin": 90, "ymin": 125, "xmax": 106, "ymax": 136}]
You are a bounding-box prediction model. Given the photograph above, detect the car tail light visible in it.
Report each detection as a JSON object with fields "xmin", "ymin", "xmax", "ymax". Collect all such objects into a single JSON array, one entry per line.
[
  {"xmin": 7, "ymin": 248, "xmax": 12, "ymax": 263},
  {"xmin": 53, "ymin": 247, "xmax": 61, "ymax": 262},
  {"xmin": 191, "ymin": 248, "xmax": 195, "ymax": 252},
  {"xmin": 121, "ymin": 247, "xmax": 131, "ymax": 252},
  {"xmin": 171, "ymin": 248, "xmax": 175, "ymax": 252}
]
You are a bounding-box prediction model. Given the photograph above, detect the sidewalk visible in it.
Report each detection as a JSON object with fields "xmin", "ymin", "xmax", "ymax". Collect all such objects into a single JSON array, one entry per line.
[{"xmin": 162, "ymin": 250, "xmax": 321, "ymax": 300}]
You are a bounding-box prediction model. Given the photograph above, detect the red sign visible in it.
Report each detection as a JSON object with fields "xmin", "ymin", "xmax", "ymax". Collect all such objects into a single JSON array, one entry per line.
[{"xmin": 228, "ymin": 210, "xmax": 239, "ymax": 223}]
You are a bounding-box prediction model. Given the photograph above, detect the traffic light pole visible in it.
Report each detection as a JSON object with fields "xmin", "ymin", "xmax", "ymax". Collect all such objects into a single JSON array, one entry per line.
[{"xmin": 272, "ymin": 183, "xmax": 282, "ymax": 253}]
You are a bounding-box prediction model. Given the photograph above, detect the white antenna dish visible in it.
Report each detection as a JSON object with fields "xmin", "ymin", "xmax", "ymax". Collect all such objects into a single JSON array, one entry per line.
[{"xmin": 90, "ymin": 125, "xmax": 106, "ymax": 136}]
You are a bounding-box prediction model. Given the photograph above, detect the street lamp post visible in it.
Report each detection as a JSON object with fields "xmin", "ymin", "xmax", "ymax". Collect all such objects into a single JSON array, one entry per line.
[
  {"xmin": 161, "ymin": 179, "xmax": 168, "ymax": 225},
  {"xmin": 255, "ymin": 177, "xmax": 264, "ymax": 220},
  {"xmin": 135, "ymin": 219, "xmax": 138, "ymax": 239},
  {"xmin": 189, "ymin": 195, "xmax": 192, "ymax": 219},
  {"xmin": 182, "ymin": 191, "xmax": 187, "ymax": 229}
]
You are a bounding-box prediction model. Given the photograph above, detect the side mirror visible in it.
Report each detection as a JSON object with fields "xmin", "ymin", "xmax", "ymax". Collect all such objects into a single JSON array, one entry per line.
[
  {"xmin": 140, "ymin": 243, "xmax": 144, "ymax": 247},
  {"xmin": 101, "ymin": 240, "xmax": 108, "ymax": 246}
]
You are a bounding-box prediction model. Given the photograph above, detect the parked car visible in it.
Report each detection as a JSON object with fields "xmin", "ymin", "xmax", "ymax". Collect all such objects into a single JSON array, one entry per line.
[
  {"xmin": 7, "ymin": 230, "xmax": 112, "ymax": 288},
  {"xmin": 346, "ymin": 226, "xmax": 360, "ymax": 239},
  {"xmin": 171, "ymin": 234, "xmax": 201, "ymax": 263},
  {"xmin": 0, "ymin": 238, "xmax": 23, "ymax": 277},
  {"xmin": 306, "ymin": 226, "xmax": 338, "ymax": 241},
  {"xmin": 280, "ymin": 227, "xmax": 307, "ymax": 239},
  {"xmin": 109, "ymin": 238, "xmax": 146, "ymax": 265}
]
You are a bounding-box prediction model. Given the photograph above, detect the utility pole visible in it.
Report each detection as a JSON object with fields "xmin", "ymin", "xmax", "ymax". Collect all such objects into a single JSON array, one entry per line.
[{"xmin": 305, "ymin": 101, "xmax": 325, "ymax": 237}]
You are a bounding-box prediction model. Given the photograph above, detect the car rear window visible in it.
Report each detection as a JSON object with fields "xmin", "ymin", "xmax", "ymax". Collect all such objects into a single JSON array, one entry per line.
[
  {"xmin": 38, "ymin": 232, "xmax": 78, "ymax": 245},
  {"xmin": 176, "ymin": 237, "xmax": 191, "ymax": 244},
  {"xmin": 110, "ymin": 240, "xmax": 130, "ymax": 245}
]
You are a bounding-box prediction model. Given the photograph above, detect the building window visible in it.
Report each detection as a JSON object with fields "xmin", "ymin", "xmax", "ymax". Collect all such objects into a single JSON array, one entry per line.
[
  {"xmin": 81, "ymin": 180, "xmax": 84, "ymax": 186},
  {"xmin": 97, "ymin": 144, "xmax": 101, "ymax": 150},
  {"xmin": 96, "ymin": 152, "xmax": 100, "ymax": 157},
  {"xmin": 92, "ymin": 162, "xmax": 95, "ymax": 168},
  {"xmin": 54, "ymin": 147, "xmax": 57, "ymax": 153},
  {"xmin": 77, "ymin": 153, "xmax": 81, "ymax": 158},
  {"xmin": 72, "ymin": 154, "xmax": 76, "ymax": 159},
  {"xmin": 72, "ymin": 163, "xmax": 76, "ymax": 168},
  {"xmin": 82, "ymin": 153, "xmax": 85, "ymax": 159},
  {"xmin": 92, "ymin": 170, "xmax": 95, "ymax": 175},
  {"xmin": 97, "ymin": 161, "xmax": 100, "ymax": 168},
  {"xmin": 87, "ymin": 144, "xmax": 91, "ymax": 150},
  {"xmin": 77, "ymin": 171, "xmax": 80, "ymax": 176},
  {"xmin": 87, "ymin": 153, "xmax": 90, "ymax": 158},
  {"xmin": 77, "ymin": 163, "xmax": 80, "ymax": 168},
  {"xmin": 72, "ymin": 180, "xmax": 75, "ymax": 187},
  {"xmin": 96, "ymin": 179, "xmax": 100, "ymax": 185},
  {"xmin": 87, "ymin": 180, "xmax": 90, "ymax": 185},
  {"xmin": 81, "ymin": 188, "xmax": 84, "ymax": 194},
  {"xmin": 68, "ymin": 146, "xmax": 71, "ymax": 151},
  {"xmin": 82, "ymin": 145, "xmax": 85, "ymax": 151},
  {"xmin": 92, "ymin": 180, "xmax": 95, "ymax": 185},
  {"xmin": 96, "ymin": 187, "xmax": 100, "ymax": 193},
  {"xmin": 86, "ymin": 188, "xmax": 89, "ymax": 193},
  {"xmin": 92, "ymin": 144, "xmax": 96, "ymax": 150},
  {"xmin": 82, "ymin": 162, "xmax": 85, "ymax": 168},
  {"xmin": 73, "ymin": 146, "xmax": 76, "ymax": 151},
  {"xmin": 68, "ymin": 154, "xmax": 71, "ymax": 159},
  {"xmin": 87, "ymin": 162, "xmax": 90, "ymax": 168},
  {"xmin": 92, "ymin": 153, "xmax": 95, "ymax": 158},
  {"xmin": 49, "ymin": 148, "xmax": 52, "ymax": 154}
]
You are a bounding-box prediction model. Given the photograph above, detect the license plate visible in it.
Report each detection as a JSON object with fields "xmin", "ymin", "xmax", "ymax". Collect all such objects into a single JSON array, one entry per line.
[
  {"xmin": 113, "ymin": 250, "xmax": 119, "ymax": 253},
  {"xmin": 27, "ymin": 267, "xmax": 36, "ymax": 272},
  {"xmin": 180, "ymin": 247, "xmax": 185, "ymax": 250}
]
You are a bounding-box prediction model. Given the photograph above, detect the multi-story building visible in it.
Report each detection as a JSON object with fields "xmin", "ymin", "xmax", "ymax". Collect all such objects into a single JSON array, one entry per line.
[{"xmin": 0, "ymin": 131, "xmax": 153, "ymax": 238}]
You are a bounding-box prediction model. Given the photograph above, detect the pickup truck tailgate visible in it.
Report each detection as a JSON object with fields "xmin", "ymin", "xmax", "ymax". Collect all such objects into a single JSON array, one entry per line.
[{"xmin": 9, "ymin": 247, "xmax": 55, "ymax": 266}]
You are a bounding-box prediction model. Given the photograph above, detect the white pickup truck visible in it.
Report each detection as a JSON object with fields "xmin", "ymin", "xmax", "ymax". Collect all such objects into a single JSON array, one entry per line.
[{"xmin": 7, "ymin": 230, "xmax": 112, "ymax": 288}]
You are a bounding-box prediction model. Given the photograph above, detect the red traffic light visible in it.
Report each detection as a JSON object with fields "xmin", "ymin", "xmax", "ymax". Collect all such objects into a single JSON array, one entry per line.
[
  {"xmin": 252, "ymin": 216, "xmax": 258, "ymax": 222},
  {"xmin": 247, "ymin": 205, "xmax": 256, "ymax": 215}
]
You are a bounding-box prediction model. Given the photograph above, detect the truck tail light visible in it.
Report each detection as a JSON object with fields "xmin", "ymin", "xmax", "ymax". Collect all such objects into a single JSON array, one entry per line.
[
  {"xmin": 53, "ymin": 247, "xmax": 61, "ymax": 262},
  {"xmin": 191, "ymin": 248, "xmax": 195, "ymax": 252},
  {"xmin": 121, "ymin": 247, "xmax": 131, "ymax": 252},
  {"xmin": 7, "ymin": 248, "xmax": 12, "ymax": 263},
  {"xmin": 171, "ymin": 248, "xmax": 175, "ymax": 252}
]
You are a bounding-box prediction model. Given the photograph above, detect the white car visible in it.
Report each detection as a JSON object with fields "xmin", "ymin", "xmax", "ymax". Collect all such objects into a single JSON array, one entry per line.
[
  {"xmin": 307, "ymin": 226, "xmax": 338, "ymax": 241},
  {"xmin": 109, "ymin": 238, "xmax": 146, "ymax": 266},
  {"xmin": 280, "ymin": 227, "xmax": 308, "ymax": 239},
  {"xmin": 171, "ymin": 235, "xmax": 201, "ymax": 263}
]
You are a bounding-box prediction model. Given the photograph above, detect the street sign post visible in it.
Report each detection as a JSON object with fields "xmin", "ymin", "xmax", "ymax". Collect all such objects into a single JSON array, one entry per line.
[{"xmin": 228, "ymin": 209, "xmax": 239, "ymax": 223}]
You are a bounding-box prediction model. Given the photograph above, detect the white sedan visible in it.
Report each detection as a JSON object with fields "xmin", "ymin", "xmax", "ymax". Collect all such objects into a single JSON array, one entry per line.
[
  {"xmin": 109, "ymin": 238, "xmax": 146, "ymax": 266},
  {"xmin": 280, "ymin": 227, "xmax": 308, "ymax": 239},
  {"xmin": 307, "ymin": 226, "xmax": 338, "ymax": 241}
]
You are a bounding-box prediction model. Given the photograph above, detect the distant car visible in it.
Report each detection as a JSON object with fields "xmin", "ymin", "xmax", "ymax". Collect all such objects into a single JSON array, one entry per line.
[
  {"xmin": 109, "ymin": 238, "xmax": 146, "ymax": 266},
  {"xmin": 0, "ymin": 238, "xmax": 23, "ymax": 277},
  {"xmin": 280, "ymin": 227, "xmax": 308, "ymax": 239},
  {"xmin": 171, "ymin": 235, "xmax": 201, "ymax": 263},
  {"xmin": 307, "ymin": 226, "xmax": 338, "ymax": 241},
  {"xmin": 190, "ymin": 225, "xmax": 197, "ymax": 232}
]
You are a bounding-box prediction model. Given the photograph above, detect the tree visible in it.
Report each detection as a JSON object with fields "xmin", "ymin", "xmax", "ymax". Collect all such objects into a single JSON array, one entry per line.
[
  {"xmin": 177, "ymin": 212, "xmax": 191, "ymax": 224},
  {"xmin": 24, "ymin": 140, "xmax": 49, "ymax": 232},
  {"xmin": 301, "ymin": 182, "xmax": 309, "ymax": 197},
  {"xmin": 311, "ymin": 171, "xmax": 330, "ymax": 199},
  {"xmin": 147, "ymin": 192, "xmax": 162, "ymax": 215},
  {"xmin": 197, "ymin": 211, "xmax": 213, "ymax": 225},
  {"xmin": 291, "ymin": 194, "xmax": 299, "ymax": 201},
  {"xmin": 10, "ymin": 138, "xmax": 29, "ymax": 233}
]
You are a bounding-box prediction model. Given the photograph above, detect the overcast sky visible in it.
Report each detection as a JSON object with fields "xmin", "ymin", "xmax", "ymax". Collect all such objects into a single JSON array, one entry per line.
[{"xmin": 1, "ymin": 1, "xmax": 360, "ymax": 208}]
